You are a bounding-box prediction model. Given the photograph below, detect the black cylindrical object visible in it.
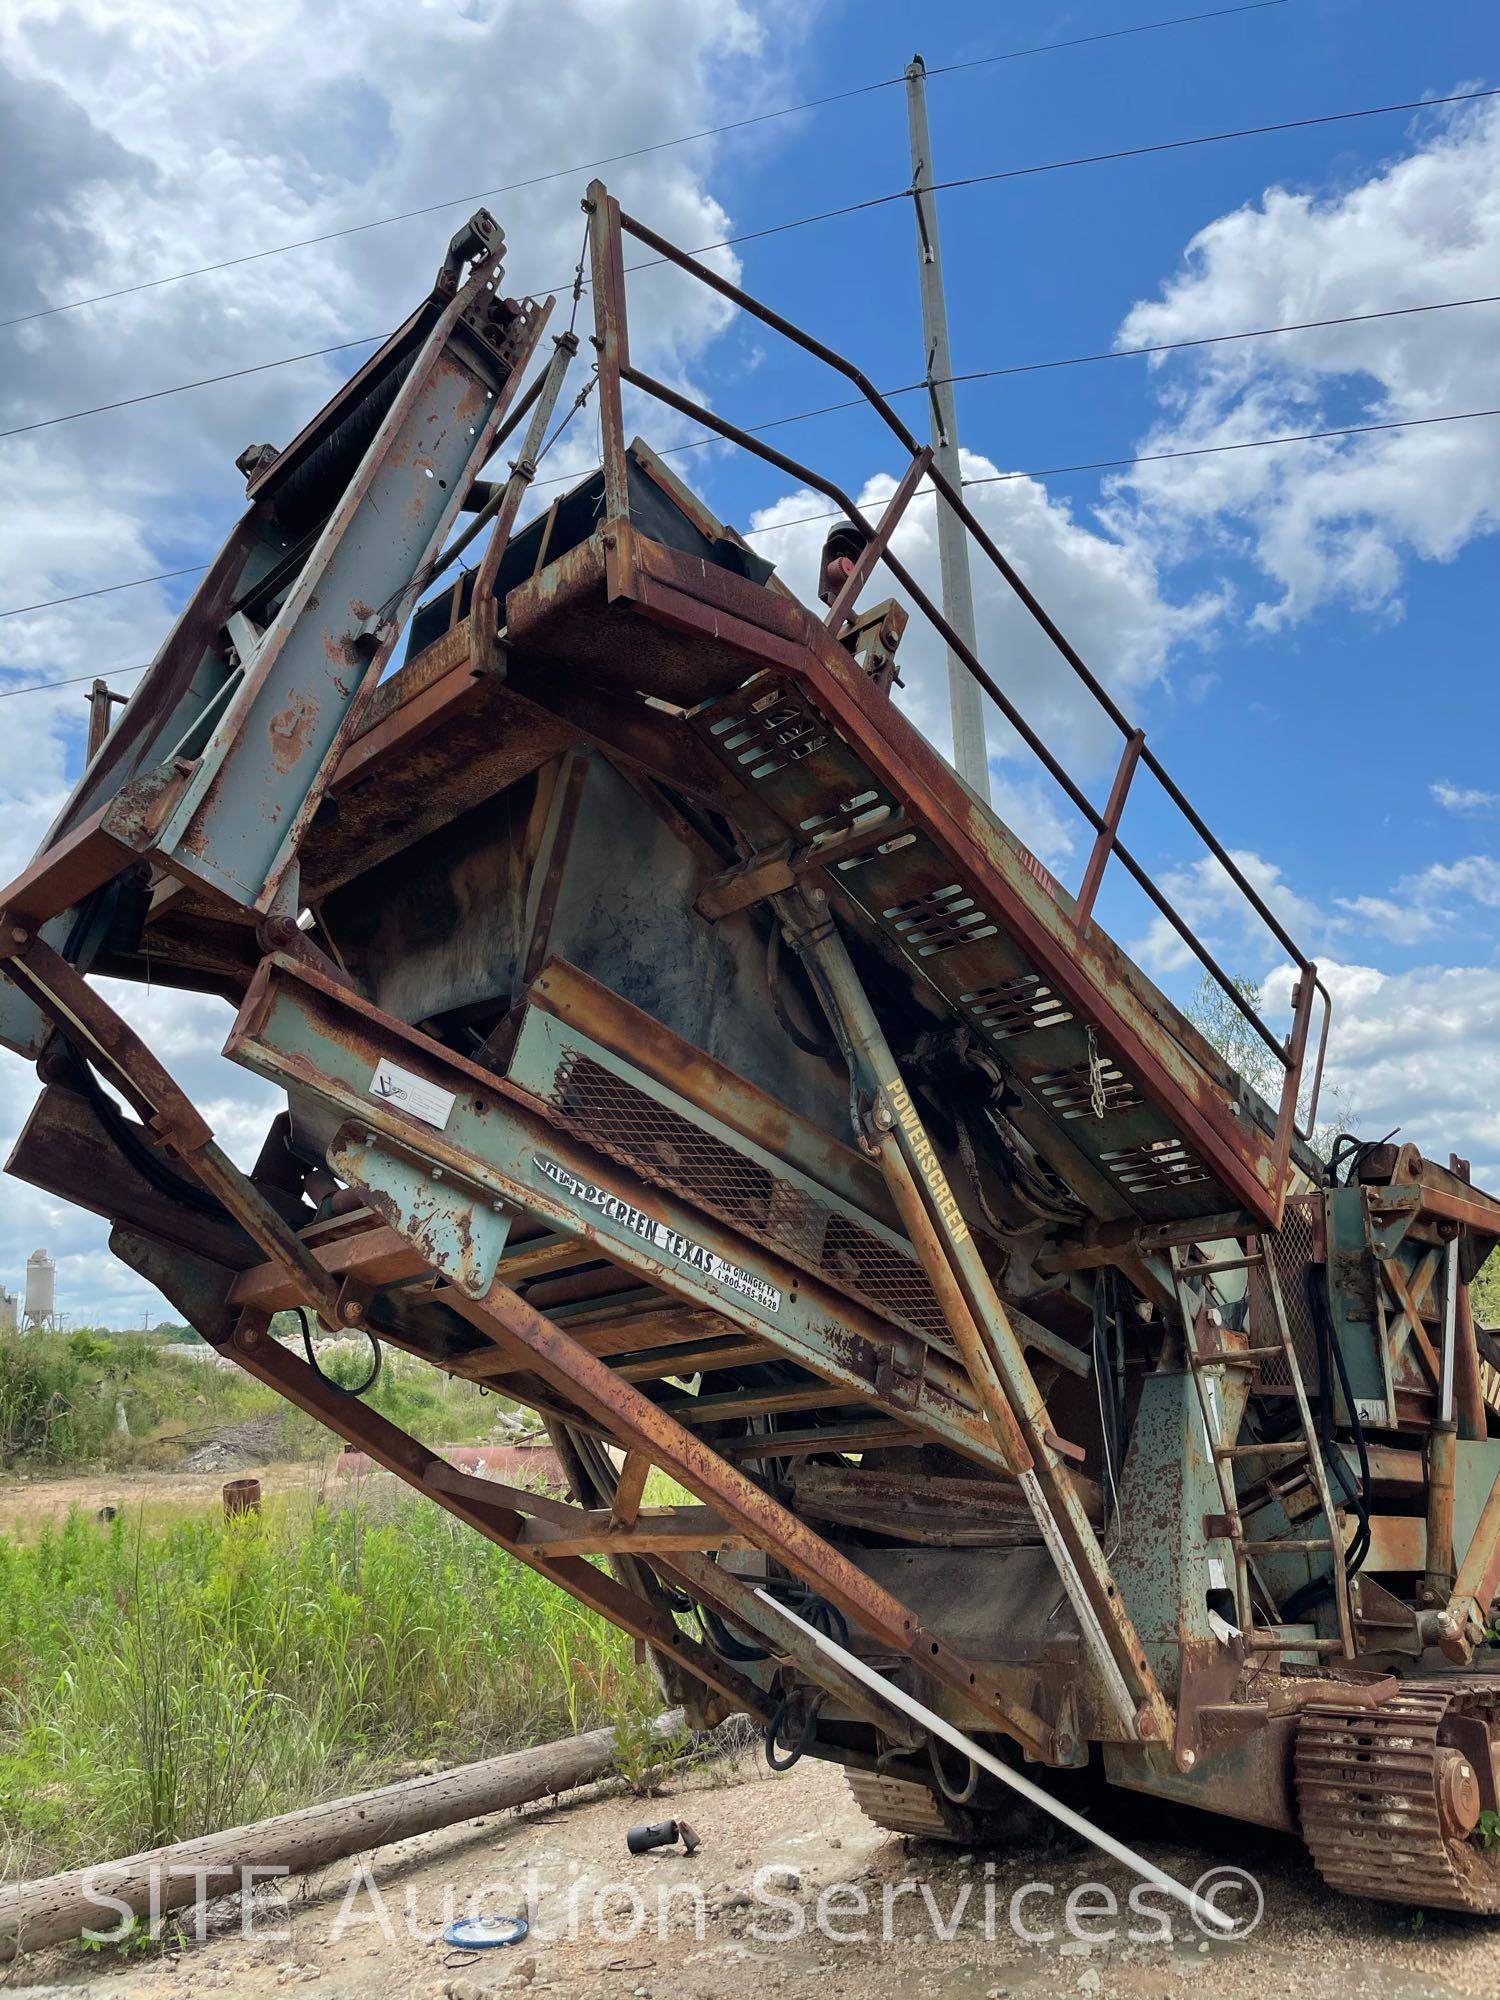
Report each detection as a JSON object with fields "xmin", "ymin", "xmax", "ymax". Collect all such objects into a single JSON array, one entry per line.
[{"xmin": 626, "ymin": 1819, "xmax": 680, "ymax": 1855}]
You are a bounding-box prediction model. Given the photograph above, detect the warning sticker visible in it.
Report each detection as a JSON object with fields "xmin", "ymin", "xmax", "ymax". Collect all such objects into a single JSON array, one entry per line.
[
  {"xmin": 533, "ymin": 1153, "xmax": 782, "ymax": 1313},
  {"xmin": 368, "ymin": 1059, "xmax": 456, "ymax": 1130}
]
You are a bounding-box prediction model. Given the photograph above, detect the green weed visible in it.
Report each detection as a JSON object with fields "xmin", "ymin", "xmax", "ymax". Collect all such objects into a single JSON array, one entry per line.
[{"xmin": 0, "ymin": 1491, "xmax": 654, "ymax": 1874}]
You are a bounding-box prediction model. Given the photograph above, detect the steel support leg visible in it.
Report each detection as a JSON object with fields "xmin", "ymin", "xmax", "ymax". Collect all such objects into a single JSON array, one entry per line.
[
  {"xmin": 780, "ymin": 887, "xmax": 1175, "ymax": 1753},
  {"xmin": 428, "ymin": 1274, "xmax": 1057, "ymax": 1759},
  {"xmin": 108, "ymin": 1223, "xmax": 767, "ymax": 1721}
]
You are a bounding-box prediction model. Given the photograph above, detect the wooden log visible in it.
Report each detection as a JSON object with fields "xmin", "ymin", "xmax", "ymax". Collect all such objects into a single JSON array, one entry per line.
[{"xmin": 0, "ymin": 1709, "xmax": 684, "ymax": 1961}]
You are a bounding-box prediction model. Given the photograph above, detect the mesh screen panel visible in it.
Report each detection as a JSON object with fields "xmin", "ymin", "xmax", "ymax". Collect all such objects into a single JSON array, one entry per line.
[
  {"xmin": 1249, "ymin": 1198, "xmax": 1320, "ymax": 1393},
  {"xmin": 547, "ymin": 1048, "xmax": 952, "ymax": 1348}
]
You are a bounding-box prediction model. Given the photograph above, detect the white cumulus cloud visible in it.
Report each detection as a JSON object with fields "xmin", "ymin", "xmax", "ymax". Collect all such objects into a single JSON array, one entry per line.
[{"xmin": 1106, "ymin": 92, "xmax": 1500, "ymax": 628}]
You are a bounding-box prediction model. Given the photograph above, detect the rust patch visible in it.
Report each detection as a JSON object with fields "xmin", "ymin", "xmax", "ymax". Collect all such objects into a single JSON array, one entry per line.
[{"xmin": 267, "ymin": 690, "xmax": 318, "ymax": 775}]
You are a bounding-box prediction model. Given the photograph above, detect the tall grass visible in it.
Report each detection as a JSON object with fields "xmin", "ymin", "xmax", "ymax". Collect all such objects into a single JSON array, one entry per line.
[
  {"xmin": 0, "ymin": 1330, "xmax": 507, "ymax": 1474},
  {"xmin": 0, "ymin": 1491, "xmax": 655, "ymax": 1878}
]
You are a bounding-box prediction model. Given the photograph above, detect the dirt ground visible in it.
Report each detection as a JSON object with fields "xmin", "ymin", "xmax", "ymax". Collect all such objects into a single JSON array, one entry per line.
[
  {"xmin": 0, "ymin": 1462, "xmax": 329, "ymax": 1539},
  {"xmin": 10, "ymin": 1745, "xmax": 1500, "ymax": 2000}
]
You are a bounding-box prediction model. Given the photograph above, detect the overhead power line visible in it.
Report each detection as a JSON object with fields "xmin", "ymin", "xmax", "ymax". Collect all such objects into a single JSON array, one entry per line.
[
  {"xmin": 2, "ymin": 402, "xmax": 1495, "ymax": 653},
  {"xmin": 0, "ymin": 564, "xmax": 209, "ymax": 616},
  {"xmin": 736, "ymin": 405, "xmax": 1500, "ymax": 537},
  {"xmin": 3, "ymin": 289, "xmax": 1493, "ymax": 612},
  {"xmin": 652, "ymin": 83, "xmax": 1500, "ymax": 271},
  {"xmin": 539, "ymin": 292, "xmax": 1500, "ymax": 487},
  {"xmin": 7, "ymin": 80, "xmax": 1497, "ymax": 446},
  {"xmin": 0, "ymin": 663, "xmax": 150, "ymax": 701},
  {"xmin": 0, "ymin": 336, "xmax": 385, "ymax": 441},
  {"xmin": 0, "ymin": 0, "xmax": 1288, "ymax": 332}
]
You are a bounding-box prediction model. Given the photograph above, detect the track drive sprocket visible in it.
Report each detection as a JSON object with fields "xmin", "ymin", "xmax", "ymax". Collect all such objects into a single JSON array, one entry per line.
[{"xmin": 1296, "ymin": 1677, "xmax": 1500, "ymax": 1913}]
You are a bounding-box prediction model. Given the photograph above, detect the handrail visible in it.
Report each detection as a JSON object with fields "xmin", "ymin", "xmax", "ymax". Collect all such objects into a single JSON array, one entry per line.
[{"xmin": 584, "ymin": 181, "xmax": 1330, "ymax": 1171}]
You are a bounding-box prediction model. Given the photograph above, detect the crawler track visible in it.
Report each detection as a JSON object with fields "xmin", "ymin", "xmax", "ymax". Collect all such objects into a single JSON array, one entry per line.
[{"xmin": 1297, "ymin": 1676, "xmax": 1500, "ymax": 1913}]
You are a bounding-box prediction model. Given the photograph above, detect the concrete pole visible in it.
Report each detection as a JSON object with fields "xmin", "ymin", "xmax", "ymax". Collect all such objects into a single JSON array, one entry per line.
[{"xmin": 904, "ymin": 53, "xmax": 990, "ymax": 805}]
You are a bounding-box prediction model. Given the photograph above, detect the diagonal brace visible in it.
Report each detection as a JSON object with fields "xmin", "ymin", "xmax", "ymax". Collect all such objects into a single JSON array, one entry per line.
[{"xmin": 778, "ymin": 886, "xmax": 1175, "ymax": 1754}]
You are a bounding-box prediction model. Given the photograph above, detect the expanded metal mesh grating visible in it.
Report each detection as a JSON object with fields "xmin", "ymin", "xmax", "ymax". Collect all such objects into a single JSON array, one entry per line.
[
  {"xmin": 547, "ymin": 1049, "xmax": 953, "ymax": 1348},
  {"xmin": 1249, "ymin": 1198, "xmax": 1320, "ymax": 1393}
]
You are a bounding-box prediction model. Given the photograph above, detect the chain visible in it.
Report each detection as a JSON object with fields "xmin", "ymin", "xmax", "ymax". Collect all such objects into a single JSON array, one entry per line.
[{"xmin": 1085, "ymin": 1022, "xmax": 1108, "ymax": 1121}]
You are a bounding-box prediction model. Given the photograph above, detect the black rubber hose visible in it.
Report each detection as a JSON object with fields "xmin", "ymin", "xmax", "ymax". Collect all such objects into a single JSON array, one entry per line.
[
  {"xmin": 764, "ymin": 1690, "xmax": 824, "ymax": 1772},
  {"xmin": 1306, "ymin": 1263, "xmax": 1372, "ymax": 1571},
  {"xmin": 803, "ymin": 1597, "xmax": 849, "ymax": 1647},
  {"xmin": 295, "ymin": 1305, "xmax": 382, "ymax": 1398},
  {"xmin": 766, "ymin": 923, "xmax": 838, "ymax": 1060},
  {"xmin": 698, "ymin": 1604, "xmax": 772, "ymax": 1663},
  {"xmin": 929, "ymin": 1736, "xmax": 980, "ymax": 1805}
]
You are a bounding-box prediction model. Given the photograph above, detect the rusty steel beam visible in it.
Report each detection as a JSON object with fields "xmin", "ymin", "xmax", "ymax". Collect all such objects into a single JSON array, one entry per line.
[
  {"xmin": 428, "ymin": 1274, "xmax": 1058, "ymax": 1760},
  {"xmin": 1455, "ymin": 1280, "xmax": 1488, "ymax": 1442},
  {"xmin": 610, "ymin": 1452, "xmax": 650, "ymax": 1529},
  {"xmin": 0, "ymin": 932, "xmax": 351, "ymax": 1325},
  {"xmin": 781, "ymin": 890, "xmax": 1175, "ymax": 1752},
  {"xmin": 518, "ymin": 1508, "xmax": 750, "ymax": 1559},
  {"xmin": 710, "ymin": 1419, "xmax": 919, "ymax": 1458},
  {"xmin": 1439, "ymin": 1466, "xmax": 1500, "ymax": 1662},
  {"xmin": 109, "ymin": 1222, "xmax": 768, "ymax": 1719},
  {"xmin": 226, "ymin": 1225, "xmax": 425, "ymax": 1309},
  {"xmin": 585, "ymin": 183, "xmax": 631, "ymax": 526},
  {"xmin": 1073, "ymin": 729, "xmax": 1145, "ymax": 936},
  {"xmin": 823, "ymin": 447, "xmax": 932, "ymax": 635}
]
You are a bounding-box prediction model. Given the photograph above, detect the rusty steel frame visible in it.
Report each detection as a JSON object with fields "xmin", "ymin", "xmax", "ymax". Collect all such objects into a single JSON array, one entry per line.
[
  {"xmin": 582, "ymin": 179, "xmax": 1332, "ymax": 1162},
  {"xmin": 779, "ymin": 887, "xmax": 1175, "ymax": 1752},
  {"xmin": 421, "ymin": 1277, "xmax": 1059, "ymax": 1759},
  {"xmin": 0, "ymin": 223, "xmax": 549, "ymax": 954},
  {"xmin": 109, "ymin": 1143, "xmax": 1049, "ymax": 1761},
  {"xmin": 173, "ymin": 943, "xmax": 1063, "ymax": 1758},
  {"xmin": 226, "ymin": 952, "xmax": 1009, "ymax": 1470},
  {"xmin": 4, "ymin": 190, "xmax": 1500, "ymax": 1898},
  {"xmin": 107, "ymin": 1231, "xmax": 771, "ymax": 1722}
]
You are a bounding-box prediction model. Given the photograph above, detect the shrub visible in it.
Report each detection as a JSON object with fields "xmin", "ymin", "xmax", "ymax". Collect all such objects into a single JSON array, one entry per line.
[
  {"xmin": 0, "ymin": 1492, "xmax": 655, "ymax": 1873},
  {"xmin": 0, "ymin": 1336, "xmax": 110, "ymax": 1469}
]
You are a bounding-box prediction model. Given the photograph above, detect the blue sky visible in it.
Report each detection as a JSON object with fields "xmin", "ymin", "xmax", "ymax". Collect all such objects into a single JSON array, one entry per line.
[{"xmin": 0, "ymin": 0, "xmax": 1497, "ymax": 1323}]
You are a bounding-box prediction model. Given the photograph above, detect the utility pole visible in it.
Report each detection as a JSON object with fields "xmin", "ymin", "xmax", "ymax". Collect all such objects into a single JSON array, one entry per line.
[
  {"xmin": 84, "ymin": 678, "xmax": 127, "ymax": 763},
  {"xmin": 904, "ymin": 53, "xmax": 990, "ymax": 805}
]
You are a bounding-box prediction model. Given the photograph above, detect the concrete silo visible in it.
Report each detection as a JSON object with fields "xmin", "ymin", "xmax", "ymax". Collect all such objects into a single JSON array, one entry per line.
[{"xmin": 22, "ymin": 1249, "xmax": 57, "ymax": 1331}]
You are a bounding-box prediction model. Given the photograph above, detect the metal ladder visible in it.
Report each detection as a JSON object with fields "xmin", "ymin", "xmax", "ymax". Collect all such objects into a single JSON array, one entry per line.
[{"xmin": 1169, "ymin": 1240, "xmax": 1355, "ymax": 1660}]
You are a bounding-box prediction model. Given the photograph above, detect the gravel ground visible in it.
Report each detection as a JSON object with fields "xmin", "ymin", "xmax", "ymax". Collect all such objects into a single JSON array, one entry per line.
[{"xmin": 8, "ymin": 1748, "xmax": 1500, "ymax": 2000}]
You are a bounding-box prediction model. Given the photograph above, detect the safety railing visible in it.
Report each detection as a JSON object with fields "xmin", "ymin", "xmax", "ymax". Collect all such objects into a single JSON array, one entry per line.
[{"xmin": 581, "ymin": 180, "xmax": 1331, "ymax": 1173}]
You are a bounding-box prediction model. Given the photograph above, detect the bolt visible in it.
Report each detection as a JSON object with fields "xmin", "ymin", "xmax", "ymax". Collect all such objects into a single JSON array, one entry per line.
[
  {"xmin": 10, "ymin": 926, "xmax": 27, "ymax": 945},
  {"xmin": 431, "ymin": 1166, "xmax": 443, "ymax": 1180},
  {"xmin": 1179, "ymin": 1747, "xmax": 1196, "ymax": 1770},
  {"xmin": 491, "ymin": 1199, "xmax": 505, "ymax": 1212},
  {"xmin": 240, "ymin": 1323, "xmax": 262, "ymax": 1349},
  {"xmin": 872, "ymin": 1099, "xmax": 894, "ymax": 1132},
  {"xmin": 363, "ymin": 1131, "xmax": 377, "ymax": 1147},
  {"xmin": 340, "ymin": 1301, "xmax": 361, "ymax": 1323}
]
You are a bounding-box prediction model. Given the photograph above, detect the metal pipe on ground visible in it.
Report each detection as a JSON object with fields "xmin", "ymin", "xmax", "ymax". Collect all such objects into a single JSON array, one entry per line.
[
  {"xmin": 757, "ymin": 1594, "xmax": 1234, "ymax": 1937},
  {"xmin": 0, "ymin": 1709, "xmax": 684, "ymax": 1961}
]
